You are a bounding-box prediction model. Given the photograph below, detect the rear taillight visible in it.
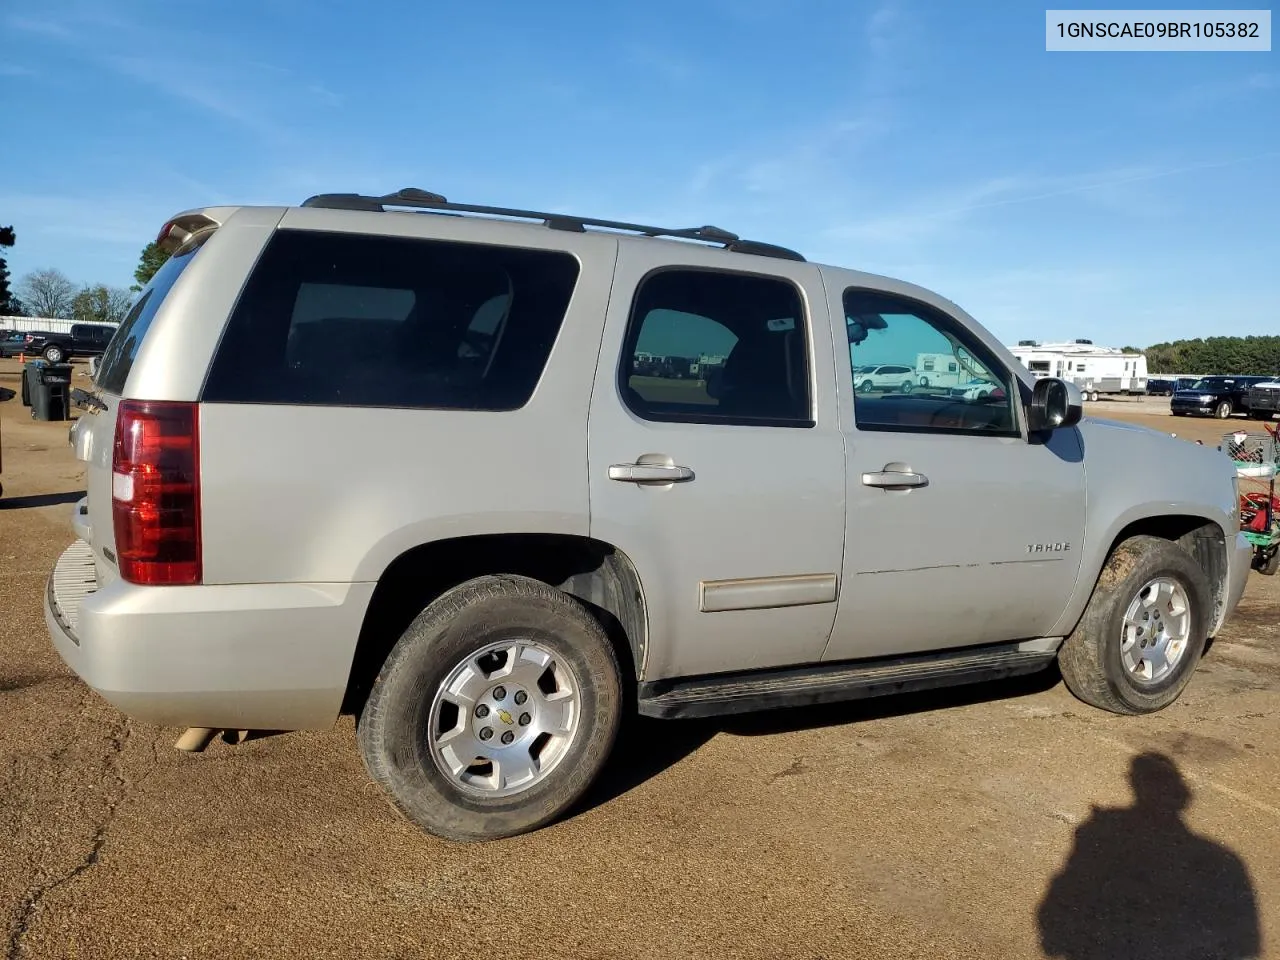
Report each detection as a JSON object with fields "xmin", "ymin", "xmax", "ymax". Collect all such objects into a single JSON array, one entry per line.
[{"xmin": 111, "ymin": 400, "xmax": 202, "ymax": 585}]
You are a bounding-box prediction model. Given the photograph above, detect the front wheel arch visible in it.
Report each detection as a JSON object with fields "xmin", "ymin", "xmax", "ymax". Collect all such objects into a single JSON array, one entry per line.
[{"xmin": 1065, "ymin": 516, "xmax": 1228, "ymax": 642}]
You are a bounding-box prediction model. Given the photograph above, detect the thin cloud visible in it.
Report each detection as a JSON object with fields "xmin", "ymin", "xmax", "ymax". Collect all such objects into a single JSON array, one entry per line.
[
  {"xmin": 5, "ymin": 15, "xmax": 74, "ymax": 40},
  {"xmin": 697, "ymin": 1, "xmax": 911, "ymax": 200},
  {"xmin": 822, "ymin": 152, "xmax": 1280, "ymax": 251},
  {"xmin": 7, "ymin": 10, "xmax": 293, "ymax": 140},
  {"xmin": 626, "ymin": 44, "xmax": 697, "ymax": 84},
  {"xmin": 103, "ymin": 55, "xmax": 284, "ymax": 138},
  {"xmin": 1172, "ymin": 71, "xmax": 1279, "ymax": 110},
  {"xmin": 307, "ymin": 83, "xmax": 345, "ymax": 108},
  {"xmin": 946, "ymin": 152, "xmax": 1280, "ymax": 217},
  {"xmin": 0, "ymin": 64, "xmax": 37, "ymax": 77}
]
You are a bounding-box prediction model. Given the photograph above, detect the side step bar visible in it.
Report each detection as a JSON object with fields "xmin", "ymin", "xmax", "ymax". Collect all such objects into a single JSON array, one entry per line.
[{"xmin": 636, "ymin": 642, "xmax": 1059, "ymax": 720}]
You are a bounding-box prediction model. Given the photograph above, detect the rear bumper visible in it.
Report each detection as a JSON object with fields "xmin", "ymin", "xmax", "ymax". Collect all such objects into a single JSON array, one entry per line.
[
  {"xmin": 1218, "ymin": 531, "xmax": 1254, "ymax": 635},
  {"xmin": 45, "ymin": 539, "xmax": 373, "ymax": 730}
]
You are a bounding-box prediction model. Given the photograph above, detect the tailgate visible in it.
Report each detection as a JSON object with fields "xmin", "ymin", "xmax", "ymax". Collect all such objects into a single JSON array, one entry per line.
[
  {"xmin": 70, "ymin": 400, "xmax": 121, "ymax": 587},
  {"xmin": 70, "ymin": 237, "xmax": 208, "ymax": 583}
]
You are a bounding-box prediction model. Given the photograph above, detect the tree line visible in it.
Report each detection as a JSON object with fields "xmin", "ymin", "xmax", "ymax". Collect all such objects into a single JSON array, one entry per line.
[
  {"xmin": 0, "ymin": 223, "xmax": 169, "ymax": 326},
  {"xmin": 1143, "ymin": 337, "xmax": 1280, "ymax": 377}
]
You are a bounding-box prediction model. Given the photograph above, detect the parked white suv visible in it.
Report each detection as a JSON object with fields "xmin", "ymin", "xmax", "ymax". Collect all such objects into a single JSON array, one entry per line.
[
  {"xmin": 46, "ymin": 189, "xmax": 1252, "ymax": 842},
  {"xmin": 853, "ymin": 363, "xmax": 917, "ymax": 393}
]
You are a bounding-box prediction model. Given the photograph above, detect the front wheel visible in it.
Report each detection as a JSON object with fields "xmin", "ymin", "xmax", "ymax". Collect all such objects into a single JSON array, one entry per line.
[
  {"xmin": 1058, "ymin": 535, "xmax": 1212, "ymax": 715},
  {"xmin": 858, "ymin": 379, "xmax": 874, "ymax": 393},
  {"xmin": 356, "ymin": 574, "xmax": 622, "ymax": 842},
  {"xmin": 1215, "ymin": 400, "xmax": 1233, "ymax": 419}
]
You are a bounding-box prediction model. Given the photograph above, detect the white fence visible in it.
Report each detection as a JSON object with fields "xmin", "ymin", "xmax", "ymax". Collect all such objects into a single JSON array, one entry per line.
[{"xmin": 0, "ymin": 315, "xmax": 76, "ymax": 334}]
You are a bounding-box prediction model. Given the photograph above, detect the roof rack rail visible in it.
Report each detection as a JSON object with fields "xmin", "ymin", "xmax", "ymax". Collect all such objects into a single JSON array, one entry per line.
[{"xmin": 298, "ymin": 188, "xmax": 806, "ymax": 262}]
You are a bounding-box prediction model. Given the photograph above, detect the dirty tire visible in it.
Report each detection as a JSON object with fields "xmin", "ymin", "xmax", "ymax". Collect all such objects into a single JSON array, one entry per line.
[
  {"xmin": 1058, "ymin": 535, "xmax": 1213, "ymax": 715},
  {"xmin": 356, "ymin": 574, "xmax": 622, "ymax": 842}
]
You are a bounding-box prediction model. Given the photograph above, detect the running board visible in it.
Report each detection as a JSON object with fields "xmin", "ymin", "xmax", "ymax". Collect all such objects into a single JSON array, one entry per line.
[{"xmin": 636, "ymin": 642, "xmax": 1058, "ymax": 719}]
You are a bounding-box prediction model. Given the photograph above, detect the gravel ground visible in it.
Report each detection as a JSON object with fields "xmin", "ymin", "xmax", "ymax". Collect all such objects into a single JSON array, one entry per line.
[{"xmin": 2, "ymin": 359, "xmax": 1278, "ymax": 959}]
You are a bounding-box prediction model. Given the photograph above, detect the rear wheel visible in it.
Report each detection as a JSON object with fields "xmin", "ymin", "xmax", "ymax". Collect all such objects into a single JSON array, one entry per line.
[
  {"xmin": 1215, "ymin": 400, "xmax": 1233, "ymax": 419},
  {"xmin": 899, "ymin": 380, "xmax": 913, "ymax": 393},
  {"xmin": 1058, "ymin": 535, "xmax": 1212, "ymax": 715},
  {"xmin": 42, "ymin": 345, "xmax": 64, "ymax": 363},
  {"xmin": 356, "ymin": 574, "xmax": 622, "ymax": 842}
]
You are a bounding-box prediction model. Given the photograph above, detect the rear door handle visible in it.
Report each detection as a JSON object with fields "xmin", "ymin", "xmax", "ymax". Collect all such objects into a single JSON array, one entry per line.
[
  {"xmin": 862, "ymin": 462, "xmax": 928, "ymax": 490},
  {"xmin": 609, "ymin": 456, "xmax": 694, "ymax": 484}
]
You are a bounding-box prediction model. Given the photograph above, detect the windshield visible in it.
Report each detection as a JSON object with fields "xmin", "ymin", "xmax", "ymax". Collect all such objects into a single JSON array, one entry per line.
[{"xmin": 1187, "ymin": 378, "xmax": 1226, "ymax": 391}]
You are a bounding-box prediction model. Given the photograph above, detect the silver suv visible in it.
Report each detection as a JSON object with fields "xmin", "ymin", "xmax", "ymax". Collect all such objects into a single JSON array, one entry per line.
[{"xmin": 46, "ymin": 188, "xmax": 1252, "ymax": 842}]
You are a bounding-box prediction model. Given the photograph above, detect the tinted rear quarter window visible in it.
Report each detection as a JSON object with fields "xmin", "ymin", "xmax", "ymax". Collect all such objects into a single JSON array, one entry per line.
[
  {"xmin": 96, "ymin": 245, "xmax": 202, "ymax": 394},
  {"xmin": 201, "ymin": 230, "xmax": 580, "ymax": 410}
]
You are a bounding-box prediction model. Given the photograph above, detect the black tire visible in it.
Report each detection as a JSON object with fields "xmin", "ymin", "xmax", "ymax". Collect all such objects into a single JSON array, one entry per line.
[
  {"xmin": 919, "ymin": 376, "xmax": 930, "ymax": 388},
  {"xmin": 1214, "ymin": 400, "xmax": 1232, "ymax": 419},
  {"xmin": 1259, "ymin": 549, "xmax": 1279, "ymax": 577},
  {"xmin": 356, "ymin": 574, "xmax": 622, "ymax": 842},
  {"xmin": 1171, "ymin": 411, "xmax": 1186, "ymax": 417},
  {"xmin": 859, "ymin": 379, "xmax": 874, "ymax": 393},
  {"xmin": 42, "ymin": 345, "xmax": 64, "ymax": 363},
  {"xmin": 1058, "ymin": 535, "xmax": 1213, "ymax": 715},
  {"xmin": 899, "ymin": 380, "xmax": 913, "ymax": 393}
]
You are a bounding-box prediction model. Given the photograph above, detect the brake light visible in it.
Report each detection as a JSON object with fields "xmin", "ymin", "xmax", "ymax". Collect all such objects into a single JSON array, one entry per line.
[{"xmin": 111, "ymin": 400, "xmax": 202, "ymax": 585}]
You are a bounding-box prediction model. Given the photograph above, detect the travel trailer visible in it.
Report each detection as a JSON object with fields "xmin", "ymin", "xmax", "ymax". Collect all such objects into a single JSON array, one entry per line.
[{"xmin": 1008, "ymin": 340, "xmax": 1148, "ymax": 401}]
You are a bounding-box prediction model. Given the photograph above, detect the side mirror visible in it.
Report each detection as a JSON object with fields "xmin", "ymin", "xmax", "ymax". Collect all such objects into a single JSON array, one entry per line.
[{"xmin": 1028, "ymin": 377, "xmax": 1082, "ymax": 432}]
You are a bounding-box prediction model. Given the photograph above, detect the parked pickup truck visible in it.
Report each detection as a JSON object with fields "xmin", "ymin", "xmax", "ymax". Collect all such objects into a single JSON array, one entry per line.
[
  {"xmin": 21, "ymin": 322, "xmax": 118, "ymax": 363},
  {"xmin": 1246, "ymin": 380, "xmax": 1280, "ymax": 421},
  {"xmin": 47, "ymin": 190, "xmax": 1252, "ymax": 843}
]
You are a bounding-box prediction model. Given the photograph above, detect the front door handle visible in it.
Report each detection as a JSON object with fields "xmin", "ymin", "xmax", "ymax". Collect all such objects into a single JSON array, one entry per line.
[
  {"xmin": 609, "ymin": 454, "xmax": 694, "ymax": 484},
  {"xmin": 862, "ymin": 462, "xmax": 928, "ymax": 490}
]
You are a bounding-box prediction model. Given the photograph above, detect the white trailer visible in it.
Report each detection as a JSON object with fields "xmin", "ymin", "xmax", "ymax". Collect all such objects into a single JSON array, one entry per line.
[
  {"xmin": 1008, "ymin": 340, "xmax": 1148, "ymax": 401},
  {"xmin": 914, "ymin": 351, "xmax": 966, "ymax": 388}
]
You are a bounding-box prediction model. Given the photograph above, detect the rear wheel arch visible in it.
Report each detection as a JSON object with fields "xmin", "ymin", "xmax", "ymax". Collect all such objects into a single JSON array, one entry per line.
[{"xmin": 342, "ymin": 533, "xmax": 647, "ymax": 717}]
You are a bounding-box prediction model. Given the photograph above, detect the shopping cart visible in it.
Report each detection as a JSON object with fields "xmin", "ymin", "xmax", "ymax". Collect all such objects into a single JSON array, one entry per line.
[{"xmin": 1222, "ymin": 426, "xmax": 1280, "ymax": 575}]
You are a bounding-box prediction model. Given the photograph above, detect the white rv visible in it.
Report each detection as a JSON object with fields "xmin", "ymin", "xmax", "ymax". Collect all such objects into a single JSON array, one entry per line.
[
  {"xmin": 1008, "ymin": 340, "xmax": 1148, "ymax": 401},
  {"xmin": 913, "ymin": 352, "xmax": 966, "ymax": 388}
]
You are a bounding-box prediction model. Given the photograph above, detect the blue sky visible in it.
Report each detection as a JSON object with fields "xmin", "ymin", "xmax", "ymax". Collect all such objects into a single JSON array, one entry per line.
[{"xmin": 1, "ymin": 0, "xmax": 1276, "ymax": 348}]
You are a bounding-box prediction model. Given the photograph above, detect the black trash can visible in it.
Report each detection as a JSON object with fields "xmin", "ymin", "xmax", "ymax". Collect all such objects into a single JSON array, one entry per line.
[
  {"xmin": 30, "ymin": 361, "xmax": 72, "ymax": 421},
  {"xmin": 21, "ymin": 360, "xmax": 38, "ymax": 406}
]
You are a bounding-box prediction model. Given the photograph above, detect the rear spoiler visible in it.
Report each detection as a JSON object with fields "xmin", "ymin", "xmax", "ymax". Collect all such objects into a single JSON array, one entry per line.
[{"xmin": 155, "ymin": 207, "xmax": 239, "ymax": 254}]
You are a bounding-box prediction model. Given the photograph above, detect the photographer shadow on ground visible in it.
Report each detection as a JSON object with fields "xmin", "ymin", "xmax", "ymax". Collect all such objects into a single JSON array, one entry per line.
[{"xmin": 1037, "ymin": 751, "xmax": 1260, "ymax": 960}]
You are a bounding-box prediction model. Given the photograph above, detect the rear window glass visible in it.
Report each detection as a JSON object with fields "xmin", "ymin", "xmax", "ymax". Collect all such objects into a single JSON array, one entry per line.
[
  {"xmin": 95, "ymin": 245, "xmax": 201, "ymax": 394},
  {"xmin": 201, "ymin": 229, "xmax": 580, "ymax": 410}
]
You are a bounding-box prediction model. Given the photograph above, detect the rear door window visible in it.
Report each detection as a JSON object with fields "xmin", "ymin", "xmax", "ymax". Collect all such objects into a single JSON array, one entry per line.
[{"xmin": 201, "ymin": 229, "xmax": 580, "ymax": 410}]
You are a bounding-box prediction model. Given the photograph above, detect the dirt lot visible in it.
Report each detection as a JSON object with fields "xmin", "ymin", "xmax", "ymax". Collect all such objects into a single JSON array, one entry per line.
[{"xmin": 2, "ymin": 358, "xmax": 1278, "ymax": 959}]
